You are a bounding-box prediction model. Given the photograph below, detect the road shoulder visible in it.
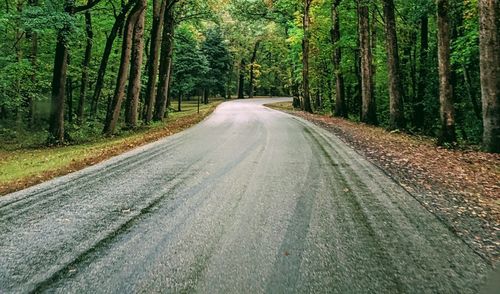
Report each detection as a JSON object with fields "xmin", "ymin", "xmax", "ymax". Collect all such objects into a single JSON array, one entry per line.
[{"xmin": 265, "ymin": 101, "xmax": 499, "ymax": 266}]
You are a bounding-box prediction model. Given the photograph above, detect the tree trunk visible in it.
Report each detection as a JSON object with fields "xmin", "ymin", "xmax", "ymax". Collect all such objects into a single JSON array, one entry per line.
[
  {"xmin": 144, "ymin": 0, "xmax": 167, "ymax": 124},
  {"xmin": 77, "ymin": 10, "xmax": 93, "ymax": 124},
  {"xmin": 415, "ymin": 14, "xmax": 428, "ymax": 130},
  {"xmin": 125, "ymin": 0, "xmax": 147, "ymax": 128},
  {"xmin": 436, "ymin": 0, "xmax": 456, "ymax": 145},
  {"xmin": 153, "ymin": 2, "xmax": 175, "ymax": 121},
  {"xmin": 357, "ymin": 0, "xmax": 377, "ymax": 124},
  {"xmin": 383, "ymin": 0, "xmax": 405, "ymax": 129},
  {"xmin": 48, "ymin": 28, "xmax": 69, "ymax": 144},
  {"xmin": 90, "ymin": 0, "xmax": 135, "ymax": 119},
  {"xmin": 302, "ymin": 0, "xmax": 313, "ymax": 113},
  {"xmin": 249, "ymin": 40, "xmax": 260, "ymax": 98},
  {"xmin": 479, "ymin": 0, "xmax": 500, "ymax": 152},
  {"xmin": 103, "ymin": 0, "xmax": 143, "ymax": 135},
  {"xmin": 178, "ymin": 94, "xmax": 182, "ymax": 112},
  {"xmin": 203, "ymin": 89, "xmax": 209, "ymax": 104},
  {"xmin": 331, "ymin": 0, "xmax": 347, "ymax": 118},
  {"xmin": 238, "ymin": 59, "xmax": 245, "ymax": 99}
]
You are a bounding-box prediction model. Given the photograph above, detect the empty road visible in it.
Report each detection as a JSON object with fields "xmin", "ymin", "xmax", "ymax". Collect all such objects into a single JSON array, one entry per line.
[{"xmin": 0, "ymin": 98, "xmax": 491, "ymax": 293}]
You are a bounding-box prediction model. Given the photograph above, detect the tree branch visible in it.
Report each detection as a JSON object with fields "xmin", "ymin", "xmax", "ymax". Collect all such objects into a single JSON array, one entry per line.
[{"xmin": 73, "ymin": 0, "xmax": 104, "ymax": 14}]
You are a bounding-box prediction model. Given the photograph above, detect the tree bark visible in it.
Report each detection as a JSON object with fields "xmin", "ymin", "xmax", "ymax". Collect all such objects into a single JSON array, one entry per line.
[
  {"xmin": 77, "ymin": 10, "xmax": 93, "ymax": 124},
  {"xmin": 153, "ymin": 2, "xmax": 175, "ymax": 121},
  {"xmin": 238, "ymin": 59, "xmax": 245, "ymax": 99},
  {"xmin": 302, "ymin": 0, "xmax": 313, "ymax": 113},
  {"xmin": 103, "ymin": 0, "xmax": 143, "ymax": 135},
  {"xmin": 415, "ymin": 13, "xmax": 428, "ymax": 130},
  {"xmin": 125, "ymin": 0, "xmax": 147, "ymax": 128},
  {"xmin": 48, "ymin": 28, "xmax": 69, "ymax": 144},
  {"xmin": 436, "ymin": 0, "xmax": 456, "ymax": 145},
  {"xmin": 357, "ymin": 0, "xmax": 377, "ymax": 124},
  {"xmin": 479, "ymin": 0, "xmax": 500, "ymax": 152},
  {"xmin": 203, "ymin": 89, "xmax": 209, "ymax": 104},
  {"xmin": 90, "ymin": 0, "xmax": 135, "ymax": 118},
  {"xmin": 144, "ymin": 0, "xmax": 167, "ymax": 123},
  {"xmin": 382, "ymin": 0, "xmax": 405, "ymax": 129},
  {"xmin": 331, "ymin": 0, "xmax": 347, "ymax": 118},
  {"xmin": 249, "ymin": 40, "xmax": 260, "ymax": 98}
]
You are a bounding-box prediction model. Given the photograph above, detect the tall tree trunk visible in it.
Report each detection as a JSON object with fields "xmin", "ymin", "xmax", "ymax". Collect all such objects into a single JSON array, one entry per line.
[
  {"xmin": 415, "ymin": 13, "xmax": 428, "ymax": 130},
  {"xmin": 48, "ymin": 28, "xmax": 69, "ymax": 144},
  {"xmin": 331, "ymin": 0, "xmax": 347, "ymax": 117},
  {"xmin": 249, "ymin": 40, "xmax": 260, "ymax": 98},
  {"xmin": 153, "ymin": 2, "xmax": 175, "ymax": 121},
  {"xmin": 238, "ymin": 59, "xmax": 245, "ymax": 99},
  {"xmin": 354, "ymin": 48, "xmax": 362, "ymax": 118},
  {"xmin": 203, "ymin": 89, "xmax": 209, "ymax": 104},
  {"xmin": 436, "ymin": 0, "xmax": 456, "ymax": 145},
  {"xmin": 178, "ymin": 94, "xmax": 182, "ymax": 112},
  {"xmin": 49, "ymin": 0, "xmax": 102, "ymax": 142},
  {"xmin": 103, "ymin": 0, "xmax": 143, "ymax": 135},
  {"xmin": 144, "ymin": 0, "xmax": 167, "ymax": 123},
  {"xmin": 125, "ymin": 0, "xmax": 146, "ymax": 128},
  {"xmin": 302, "ymin": 0, "xmax": 313, "ymax": 113},
  {"xmin": 78, "ymin": 10, "xmax": 93, "ymax": 124},
  {"xmin": 479, "ymin": 0, "xmax": 500, "ymax": 152},
  {"xmin": 90, "ymin": 0, "xmax": 135, "ymax": 118},
  {"xmin": 357, "ymin": 0, "xmax": 377, "ymax": 124},
  {"xmin": 383, "ymin": 0, "xmax": 405, "ymax": 129}
]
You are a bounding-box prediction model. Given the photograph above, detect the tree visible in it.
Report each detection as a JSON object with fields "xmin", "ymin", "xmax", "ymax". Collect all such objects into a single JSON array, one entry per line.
[
  {"xmin": 48, "ymin": 0, "xmax": 102, "ymax": 144},
  {"xmin": 153, "ymin": 0, "xmax": 176, "ymax": 121},
  {"xmin": 479, "ymin": 0, "xmax": 500, "ymax": 153},
  {"xmin": 238, "ymin": 59, "xmax": 246, "ymax": 99},
  {"xmin": 415, "ymin": 8, "xmax": 428, "ymax": 130},
  {"xmin": 77, "ymin": 10, "xmax": 93, "ymax": 124},
  {"xmin": 201, "ymin": 27, "xmax": 232, "ymax": 102},
  {"xmin": 302, "ymin": 0, "xmax": 313, "ymax": 113},
  {"xmin": 248, "ymin": 40, "xmax": 261, "ymax": 98},
  {"xmin": 436, "ymin": 0, "xmax": 456, "ymax": 145},
  {"xmin": 170, "ymin": 25, "xmax": 209, "ymax": 111},
  {"xmin": 90, "ymin": 0, "xmax": 135, "ymax": 119},
  {"xmin": 125, "ymin": 0, "xmax": 147, "ymax": 128},
  {"xmin": 103, "ymin": 0, "xmax": 145, "ymax": 135},
  {"xmin": 382, "ymin": 0, "xmax": 405, "ymax": 130},
  {"xmin": 143, "ymin": 0, "xmax": 168, "ymax": 124},
  {"xmin": 357, "ymin": 0, "xmax": 377, "ymax": 125},
  {"xmin": 331, "ymin": 0, "xmax": 347, "ymax": 118}
]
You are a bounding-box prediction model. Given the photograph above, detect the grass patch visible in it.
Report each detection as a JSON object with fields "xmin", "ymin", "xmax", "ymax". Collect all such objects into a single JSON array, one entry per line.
[
  {"xmin": 0, "ymin": 100, "xmax": 222, "ymax": 196},
  {"xmin": 264, "ymin": 101, "xmax": 294, "ymax": 112}
]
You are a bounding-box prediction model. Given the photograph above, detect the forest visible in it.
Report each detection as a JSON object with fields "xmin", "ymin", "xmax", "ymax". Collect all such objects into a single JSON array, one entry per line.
[{"xmin": 0, "ymin": 0, "xmax": 498, "ymax": 153}]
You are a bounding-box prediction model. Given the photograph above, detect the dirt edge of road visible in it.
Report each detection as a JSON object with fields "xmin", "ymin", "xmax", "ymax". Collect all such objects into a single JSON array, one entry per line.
[{"xmin": 266, "ymin": 101, "xmax": 499, "ymax": 266}]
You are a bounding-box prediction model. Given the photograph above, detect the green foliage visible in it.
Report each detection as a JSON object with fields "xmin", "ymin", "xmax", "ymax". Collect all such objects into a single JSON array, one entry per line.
[
  {"xmin": 171, "ymin": 24, "xmax": 209, "ymax": 98},
  {"xmin": 0, "ymin": 0, "xmax": 490, "ymax": 149},
  {"xmin": 202, "ymin": 27, "xmax": 233, "ymax": 96}
]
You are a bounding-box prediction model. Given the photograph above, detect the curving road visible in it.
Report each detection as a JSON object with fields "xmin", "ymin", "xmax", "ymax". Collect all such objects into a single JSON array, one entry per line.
[{"xmin": 0, "ymin": 98, "xmax": 491, "ymax": 293}]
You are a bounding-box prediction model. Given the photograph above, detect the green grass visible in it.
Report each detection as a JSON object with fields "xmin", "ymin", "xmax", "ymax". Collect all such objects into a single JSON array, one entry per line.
[{"xmin": 0, "ymin": 100, "xmax": 222, "ymax": 194}]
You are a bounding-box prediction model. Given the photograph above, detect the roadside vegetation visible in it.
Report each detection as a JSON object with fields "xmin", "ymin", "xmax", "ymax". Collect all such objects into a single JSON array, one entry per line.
[
  {"xmin": 0, "ymin": 1, "xmax": 498, "ymax": 198},
  {"xmin": 0, "ymin": 101, "xmax": 220, "ymax": 195}
]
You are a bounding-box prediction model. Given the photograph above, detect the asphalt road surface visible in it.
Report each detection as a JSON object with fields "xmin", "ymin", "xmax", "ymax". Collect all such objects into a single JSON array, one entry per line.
[{"xmin": 0, "ymin": 98, "xmax": 492, "ymax": 293}]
